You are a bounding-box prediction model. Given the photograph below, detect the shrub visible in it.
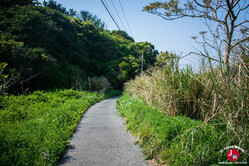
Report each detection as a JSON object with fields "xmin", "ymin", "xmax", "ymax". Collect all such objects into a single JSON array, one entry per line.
[{"xmin": 88, "ymin": 76, "xmax": 112, "ymax": 93}]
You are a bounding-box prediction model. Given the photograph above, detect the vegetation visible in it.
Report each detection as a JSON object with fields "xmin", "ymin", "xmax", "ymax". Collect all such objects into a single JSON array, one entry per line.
[
  {"xmin": 115, "ymin": 1, "xmax": 249, "ymax": 164},
  {"xmin": 1, "ymin": 0, "xmax": 248, "ymax": 165},
  {"xmin": 120, "ymin": 52, "xmax": 249, "ymax": 164},
  {"xmin": 104, "ymin": 90, "xmax": 123, "ymax": 99},
  {"xmin": 0, "ymin": 89, "xmax": 105, "ymax": 165},
  {"xmin": 117, "ymin": 95, "xmax": 246, "ymax": 165},
  {"xmin": 0, "ymin": 0, "xmax": 158, "ymax": 93}
]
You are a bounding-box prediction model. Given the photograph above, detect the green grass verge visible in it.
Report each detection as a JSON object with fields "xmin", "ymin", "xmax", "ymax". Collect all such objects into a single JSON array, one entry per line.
[
  {"xmin": 0, "ymin": 89, "xmax": 104, "ymax": 166},
  {"xmin": 116, "ymin": 95, "xmax": 247, "ymax": 166}
]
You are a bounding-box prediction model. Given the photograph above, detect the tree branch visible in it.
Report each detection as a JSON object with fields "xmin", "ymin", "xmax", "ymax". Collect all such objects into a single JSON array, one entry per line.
[
  {"xmin": 193, "ymin": 0, "xmax": 206, "ymax": 8},
  {"xmin": 236, "ymin": 3, "xmax": 249, "ymax": 17},
  {"xmin": 233, "ymin": 36, "xmax": 249, "ymax": 48},
  {"xmin": 226, "ymin": 0, "xmax": 236, "ymax": 19},
  {"xmin": 235, "ymin": 20, "xmax": 249, "ymax": 28},
  {"xmin": 20, "ymin": 72, "xmax": 41, "ymax": 84},
  {"xmin": 189, "ymin": 51, "xmax": 220, "ymax": 62}
]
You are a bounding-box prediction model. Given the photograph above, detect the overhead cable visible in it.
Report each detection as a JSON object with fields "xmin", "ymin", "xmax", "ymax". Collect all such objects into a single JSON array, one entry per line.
[
  {"xmin": 101, "ymin": 0, "xmax": 121, "ymax": 30},
  {"xmin": 118, "ymin": 0, "xmax": 134, "ymax": 38},
  {"xmin": 103, "ymin": 0, "xmax": 120, "ymax": 29},
  {"xmin": 110, "ymin": 0, "xmax": 127, "ymax": 32}
]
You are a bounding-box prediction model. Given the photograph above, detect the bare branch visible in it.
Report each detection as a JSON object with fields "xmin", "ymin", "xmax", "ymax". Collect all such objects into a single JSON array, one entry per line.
[
  {"xmin": 235, "ymin": 20, "xmax": 249, "ymax": 28},
  {"xmin": 233, "ymin": 36, "xmax": 249, "ymax": 47},
  {"xmin": 232, "ymin": 0, "xmax": 240, "ymax": 8},
  {"xmin": 236, "ymin": 3, "xmax": 249, "ymax": 17},
  {"xmin": 193, "ymin": 0, "xmax": 206, "ymax": 8},
  {"xmin": 227, "ymin": 0, "xmax": 238, "ymax": 19},
  {"xmin": 189, "ymin": 52, "xmax": 220, "ymax": 62},
  {"xmin": 20, "ymin": 72, "xmax": 41, "ymax": 84},
  {"xmin": 0, "ymin": 73, "xmax": 20, "ymax": 94}
]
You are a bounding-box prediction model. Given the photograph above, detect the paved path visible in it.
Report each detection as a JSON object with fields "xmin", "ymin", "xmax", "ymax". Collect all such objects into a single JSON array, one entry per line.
[{"xmin": 59, "ymin": 97, "xmax": 150, "ymax": 166}]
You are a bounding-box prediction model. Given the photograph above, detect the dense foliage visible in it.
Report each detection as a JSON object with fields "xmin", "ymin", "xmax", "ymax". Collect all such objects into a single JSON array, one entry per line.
[
  {"xmin": 0, "ymin": 89, "xmax": 104, "ymax": 165},
  {"xmin": 0, "ymin": 0, "xmax": 158, "ymax": 93}
]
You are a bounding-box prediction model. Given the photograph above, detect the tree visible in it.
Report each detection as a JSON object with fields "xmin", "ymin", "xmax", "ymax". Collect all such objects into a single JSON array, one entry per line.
[
  {"xmin": 131, "ymin": 42, "xmax": 159, "ymax": 70},
  {"xmin": 79, "ymin": 10, "xmax": 106, "ymax": 29},
  {"xmin": 0, "ymin": 62, "xmax": 20, "ymax": 94},
  {"xmin": 143, "ymin": 0, "xmax": 249, "ymax": 72},
  {"xmin": 43, "ymin": 0, "xmax": 76, "ymax": 17},
  {"xmin": 0, "ymin": 0, "xmax": 39, "ymax": 8},
  {"xmin": 0, "ymin": 0, "xmax": 158, "ymax": 92},
  {"xmin": 111, "ymin": 30, "xmax": 134, "ymax": 42}
]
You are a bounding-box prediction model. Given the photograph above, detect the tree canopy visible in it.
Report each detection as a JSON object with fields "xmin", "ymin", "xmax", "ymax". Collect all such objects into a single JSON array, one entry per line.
[{"xmin": 0, "ymin": 1, "xmax": 158, "ymax": 93}]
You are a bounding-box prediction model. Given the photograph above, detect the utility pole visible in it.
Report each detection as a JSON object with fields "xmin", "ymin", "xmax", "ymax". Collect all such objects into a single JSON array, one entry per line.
[{"xmin": 141, "ymin": 53, "xmax": 143, "ymax": 75}]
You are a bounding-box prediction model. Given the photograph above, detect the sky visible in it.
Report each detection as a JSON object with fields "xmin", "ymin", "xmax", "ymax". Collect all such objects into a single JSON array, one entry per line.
[{"xmin": 41, "ymin": 0, "xmax": 208, "ymax": 68}]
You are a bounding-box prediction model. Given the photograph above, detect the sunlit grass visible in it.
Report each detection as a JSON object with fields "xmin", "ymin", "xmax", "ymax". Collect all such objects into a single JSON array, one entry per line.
[
  {"xmin": 0, "ymin": 89, "xmax": 104, "ymax": 165},
  {"xmin": 117, "ymin": 95, "xmax": 245, "ymax": 165},
  {"xmin": 120, "ymin": 59, "xmax": 249, "ymax": 165}
]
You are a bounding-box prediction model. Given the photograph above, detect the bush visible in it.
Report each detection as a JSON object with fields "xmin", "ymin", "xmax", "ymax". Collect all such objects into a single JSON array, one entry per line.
[
  {"xmin": 0, "ymin": 89, "xmax": 104, "ymax": 165},
  {"xmin": 88, "ymin": 76, "xmax": 112, "ymax": 93}
]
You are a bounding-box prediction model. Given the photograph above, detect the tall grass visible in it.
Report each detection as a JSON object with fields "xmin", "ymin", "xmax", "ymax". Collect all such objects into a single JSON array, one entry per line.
[
  {"xmin": 117, "ymin": 95, "xmax": 241, "ymax": 165},
  {"xmin": 124, "ymin": 52, "xmax": 249, "ymax": 164},
  {"xmin": 0, "ymin": 89, "xmax": 104, "ymax": 166}
]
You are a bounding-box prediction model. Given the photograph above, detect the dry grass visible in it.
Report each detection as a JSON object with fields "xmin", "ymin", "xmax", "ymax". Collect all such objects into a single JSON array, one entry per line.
[{"xmin": 125, "ymin": 54, "xmax": 249, "ymax": 148}]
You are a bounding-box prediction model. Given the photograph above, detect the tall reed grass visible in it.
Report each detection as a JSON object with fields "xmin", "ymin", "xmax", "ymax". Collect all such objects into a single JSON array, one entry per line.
[
  {"xmin": 117, "ymin": 95, "xmax": 241, "ymax": 165},
  {"xmin": 125, "ymin": 54, "xmax": 248, "ymax": 155}
]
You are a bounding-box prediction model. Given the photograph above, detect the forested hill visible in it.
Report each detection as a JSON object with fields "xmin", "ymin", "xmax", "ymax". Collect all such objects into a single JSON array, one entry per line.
[{"xmin": 0, "ymin": 0, "xmax": 158, "ymax": 93}]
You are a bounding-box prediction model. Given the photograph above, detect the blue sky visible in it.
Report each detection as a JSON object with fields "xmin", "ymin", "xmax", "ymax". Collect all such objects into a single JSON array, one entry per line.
[{"xmin": 41, "ymin": 0, "xmax": 207, "ymax": 67}]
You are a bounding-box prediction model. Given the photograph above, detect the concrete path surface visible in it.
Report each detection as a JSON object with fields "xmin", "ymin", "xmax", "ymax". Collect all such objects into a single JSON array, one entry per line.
[{"xmin": 59, "ymin": 97, "xmax": 150, "ymax": 166}]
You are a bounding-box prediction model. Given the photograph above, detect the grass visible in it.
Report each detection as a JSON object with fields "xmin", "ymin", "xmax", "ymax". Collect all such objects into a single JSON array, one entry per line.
[
  {"xmin": 117, "ymin": 95, "xmax": 247, "ymax": 165},
  {"xmin": 121, "ymin": 55, "xmax": 249, "ymax": 165},
  {"xmin": 125, "ymin": 63, "xmax": 248, "ymax": 146},
  {"xmin": 0, "ymin": 89, "xmax": 105, "ymax": 166}
]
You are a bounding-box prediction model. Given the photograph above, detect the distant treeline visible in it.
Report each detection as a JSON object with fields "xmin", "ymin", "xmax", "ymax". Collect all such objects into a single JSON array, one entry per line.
[{"xmin": 0, "ymin": 0, "xmax": 158, "ymax": 93}]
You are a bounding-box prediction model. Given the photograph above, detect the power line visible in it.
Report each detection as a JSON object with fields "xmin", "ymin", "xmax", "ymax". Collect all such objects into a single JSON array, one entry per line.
[
  {"xmin": 110, "ymin": 0, "xmax": 127, "ymax": 32},
  {"xmin": 118, "ymin": 0, "xmax": 134, "ymax": 38},
  {"xmin": 103, "ymin": 0, "xmax": 121, "ymax": 29},
  {"xmin": 101, "ymin": 0, "xmax": 121, "ymax": 30}
]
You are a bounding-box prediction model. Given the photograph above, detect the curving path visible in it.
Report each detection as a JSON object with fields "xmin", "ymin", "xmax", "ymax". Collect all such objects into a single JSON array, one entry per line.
[{"xmin": 59, "ymin": 97, "xmax": 150, "ymax": 166}]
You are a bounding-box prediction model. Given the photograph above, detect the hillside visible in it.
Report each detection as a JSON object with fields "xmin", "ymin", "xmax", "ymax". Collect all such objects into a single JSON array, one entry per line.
[{"xmin": 0, "ymin": 0, "xmax": 158, "ymax": 94}]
